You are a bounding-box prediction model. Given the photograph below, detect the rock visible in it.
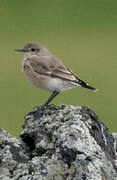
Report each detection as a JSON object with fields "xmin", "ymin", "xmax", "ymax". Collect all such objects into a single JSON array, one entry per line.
[{"xmin": 0, "ymin": 105, "xmax": 117, "ymax": 180}]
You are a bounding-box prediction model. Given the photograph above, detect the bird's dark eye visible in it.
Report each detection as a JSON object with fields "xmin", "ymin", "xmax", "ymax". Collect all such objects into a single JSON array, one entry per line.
[{"xmin": 31, "ymin": 48, "xmax": 35, "ymax": 52}]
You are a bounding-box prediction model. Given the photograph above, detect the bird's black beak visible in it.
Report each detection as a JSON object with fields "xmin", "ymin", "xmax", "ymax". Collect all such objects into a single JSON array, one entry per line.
[{"xmin": 15, "ymin": 48, "xmax": 29, "ymax": 53}]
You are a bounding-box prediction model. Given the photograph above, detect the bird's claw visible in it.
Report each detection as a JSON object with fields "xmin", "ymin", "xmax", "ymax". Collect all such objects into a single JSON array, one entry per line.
[{"xmin": 34, "ymin": 106, "xmax": 45, "ymax": 111}]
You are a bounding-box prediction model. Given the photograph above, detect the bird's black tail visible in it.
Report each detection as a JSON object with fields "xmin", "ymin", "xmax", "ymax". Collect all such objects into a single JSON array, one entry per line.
[
  {"xmin": 67, "ymin": 68, "xmax": 98, "ymax": 92},
  {"xmin": 76, "ymin": 78, "xmax": 98, "ymax": 92}
]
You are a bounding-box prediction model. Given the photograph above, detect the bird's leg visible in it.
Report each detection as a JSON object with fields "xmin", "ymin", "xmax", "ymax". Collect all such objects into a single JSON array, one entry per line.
[
  {"xmin": 43, "ymin": 91, "xmax": 59, "ymax": 106},
  {"xmin": 34, "ymin": 91, "xmax": 59, "ymax": 112},
  {"xmin": 27, "ymin": 91, "xmax": 59, "ymax": 119},
  {"xmin": 34, "ymin": 91, "xmax": 59, "ymax": 118}
]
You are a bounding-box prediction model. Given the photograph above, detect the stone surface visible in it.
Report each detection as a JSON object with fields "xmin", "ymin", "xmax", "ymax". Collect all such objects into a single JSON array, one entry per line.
[{"xmin": 0, "ymin": 105, "xmax": 117, "ymax": 180}]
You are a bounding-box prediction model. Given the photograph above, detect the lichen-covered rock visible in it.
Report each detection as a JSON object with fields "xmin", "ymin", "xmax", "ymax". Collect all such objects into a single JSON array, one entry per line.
[
  {"xmin": 0, "ymin": 129, "xmax": 29, "ymax": 179},
  {"xmin": 0, "ymin": 105, "xmax": 117, "ymax": 180}
]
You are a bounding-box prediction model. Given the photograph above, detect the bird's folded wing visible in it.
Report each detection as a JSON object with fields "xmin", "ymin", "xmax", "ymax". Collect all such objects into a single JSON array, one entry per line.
[
  {"xmin": 50, "ymin": 56, "xmax": 76, "ymax": 81},
  {"xmin": 52, "ymin": 68, "xmax": 76, "ymax": 81},
  {"xmin": 27, "ymin": 56, "xmax": 76, "ymax": 81}
]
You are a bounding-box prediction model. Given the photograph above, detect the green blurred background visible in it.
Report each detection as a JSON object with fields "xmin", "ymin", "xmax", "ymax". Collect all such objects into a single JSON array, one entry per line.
[{"xmin": 0, "ymin": 0, "xmax": 117, "ymax": 136}]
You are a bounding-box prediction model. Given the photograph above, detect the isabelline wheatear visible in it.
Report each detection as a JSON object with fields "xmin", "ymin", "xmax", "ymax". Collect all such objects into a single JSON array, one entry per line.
[{"xmin": 15, "ymin": 42, "xmax": 98, "ymax": 106}]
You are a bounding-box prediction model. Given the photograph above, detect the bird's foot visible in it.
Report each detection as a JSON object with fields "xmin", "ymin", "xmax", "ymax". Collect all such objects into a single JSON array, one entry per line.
[
  {"xmin": 34, "ymin": 105, "xmax": 45, "ymax": 111},
  {"xmin": 34, "ymin": 104, "xmax": 55, "ymax": 111},
  {"xmin": 24, "ymin": 106, "xmax": 45, "ymax": 120},
  {"xmin": 32, "ymin": 105, "xmax": 47, "ymax": 119},
  {"xmin": 25, "ymin": 104, "xmax": 55, "ymax": 121}
]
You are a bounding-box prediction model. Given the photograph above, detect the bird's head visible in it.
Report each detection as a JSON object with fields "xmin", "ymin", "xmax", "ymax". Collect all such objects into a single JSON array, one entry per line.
[{"xmin": 15, "ymin": 42, "xmax": 50, "ymax": 57}]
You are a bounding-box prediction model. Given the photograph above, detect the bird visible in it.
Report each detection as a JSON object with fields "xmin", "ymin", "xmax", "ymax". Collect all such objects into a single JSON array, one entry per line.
[{"xmin": 15, "ymin": 42, "xmax": 98, "ymax": 107}]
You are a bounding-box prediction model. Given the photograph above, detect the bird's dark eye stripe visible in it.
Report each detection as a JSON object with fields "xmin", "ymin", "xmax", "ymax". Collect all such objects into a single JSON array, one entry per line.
[{"xmin": 31, "ymin": 48, "xmax": 35, "ymax": 51}]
